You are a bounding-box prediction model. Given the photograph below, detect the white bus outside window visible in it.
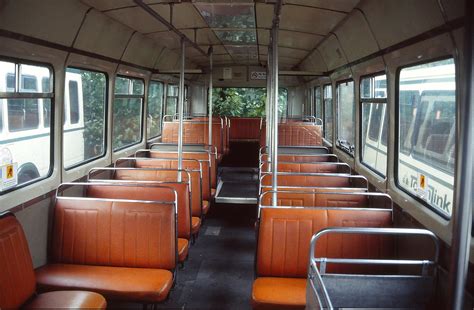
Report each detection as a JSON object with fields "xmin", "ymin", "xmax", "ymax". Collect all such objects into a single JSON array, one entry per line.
[
  {"xmin": 336, "ymin": 80, "xmax": 355, "ymax": 155},
  {"xmin": 63, "ymin": 67, "xmax": 107, "ymax": 169},
  {"xmin": 360, "ymin": 74, "xmax": 388, "ymax": 176},
  {"xmin": 397, "ymin": 58, "xmax": 456, "ymax": 217},
  {"xmin": 0, "ymin": 60, "xmax": 53, "ymax": 192}
]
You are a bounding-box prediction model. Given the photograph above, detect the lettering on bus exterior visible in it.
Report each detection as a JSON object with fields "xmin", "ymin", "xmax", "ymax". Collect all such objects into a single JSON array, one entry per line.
[{"xmin": 405, "ymin": 174, "xmax": 451, "ymax": 215}]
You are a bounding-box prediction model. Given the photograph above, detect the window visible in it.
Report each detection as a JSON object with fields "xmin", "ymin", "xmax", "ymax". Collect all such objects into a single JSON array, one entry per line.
[
  {"xmin": 147, "ymin": 81, "xmax": 164, "ymax": 139},
  {"xmin": 336, "ymin": 80, "xmax": 355, "ymax": 155},
  {"xmin": 64, "ymin": 68, "xmax": 107, "ymax": 169},
  {"xmin": 113, "ymin": 76, "xmax": 144, "ymax": 151},
  {"xmin": 314, "ymin": 86, "xmax": 322, "ymax": 120},
  {"xmin": 68, "ymin": 81, "xmax": 80, "ymax": 124},
  {"xmin": 397, "ymin": 58, "xmax": 456, "ymax": 217},
  {"xmin": 0, "ymin": 60, "xmax": 53, "ymax": 192},
  {"xmin": 323, "ymin": 84, "xmax": 333, "ymax": 143},
  {"xmin": 361, "ymin": 74, "xmax": 388, "ymax": 176},
  {"xmin": 212, "ymin": 87, "xmax": 287, "ymax": 118},
  {"xmin": 166, "ymin": 84, "xmax": 179, "ymax": 116}
]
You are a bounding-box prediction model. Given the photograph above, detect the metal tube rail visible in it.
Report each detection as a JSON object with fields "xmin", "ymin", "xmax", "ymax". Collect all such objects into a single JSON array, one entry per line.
[
  {"xmin": 448, "ymin": 1, "xmax": 473, "ymax": 308},
  {"xmin": 177, "ymin": 39, "xmax": 185, "ymax": 182},
  {"xmin": 208, "ymin": 47, "xmax": 213, "ymax": 152},
  {"xmin": 270, "ymin": 0, "xmax": 282, "ymax": 207}
]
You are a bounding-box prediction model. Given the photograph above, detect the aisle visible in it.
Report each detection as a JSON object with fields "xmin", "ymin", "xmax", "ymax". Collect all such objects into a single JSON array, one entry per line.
[{"xmin": 159, "ymin": 203, "xmax": 257, "ymax": 309}]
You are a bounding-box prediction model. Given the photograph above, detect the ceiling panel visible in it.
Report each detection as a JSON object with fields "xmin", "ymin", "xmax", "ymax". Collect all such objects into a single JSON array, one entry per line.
[
  {"xmin": 258, "ymin": 29, "xmax": 323, "ymax": 52},
  {"xmin": 255, "ymin": 3, "xmax": 273, "ymax": 29},
  {"xmin": 194, "ymin": 3, "xmax": 256, "ymax": 28},
  {"xmin": 171, "ymin": 3, "xmax": 208, "ymax": 29},
  {"xmin": 280, "ymin": 5, "xmax": 346, "ymax": 35},
  {"xmin": 179, "ymin": 28, "xmax": 222, "ymax": 46},
  {"xmin": 106, "ymin": 7, "xmax": 168, "ymax": 33},
  {"xmin": 147, "ymin": 31, "xmax": 182, "ymax": 50},
  {"xmin": 283, "ymin": 0, "xmax": 359, "ymax": 13},
  {"xmin": 80, "ymin": 0, "xmax": 135, "ymax": 11}
]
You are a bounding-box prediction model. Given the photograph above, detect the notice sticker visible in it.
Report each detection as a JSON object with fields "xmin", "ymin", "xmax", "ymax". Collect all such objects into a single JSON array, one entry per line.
[
  {"xmin": 1, "ymin": 162, "xmax": 18, "ymax": 191},
  {"xmin": 416, "ymin": 173, "xmax": 428, "ymax": 199}
]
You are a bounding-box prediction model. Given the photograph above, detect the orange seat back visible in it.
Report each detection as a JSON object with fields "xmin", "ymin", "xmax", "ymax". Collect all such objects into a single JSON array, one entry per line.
[
  {"xmin": 51, "ymin": 198, "xmax": 176, "ymax": 270},
  {"xmin": 257, "ymin": 207, "xmax": 392, "ymax": 277},
  {"xmin": 113, "ymin": 169, "xmax": 191, "ymax": 239},
  {"xmin": 0, "ymin": 214, "xmax": 36, "ymax": 309},
  {"xmin": 134, "ymin": 159, "xmax": 203, "ymax": 217},
  {"xmin": 260, "ymin": 162, "xmax": 343, "ymax": 174},
  {"xmin": 260, "ymin": 189, "xmax": 369, "ymax": 207}
]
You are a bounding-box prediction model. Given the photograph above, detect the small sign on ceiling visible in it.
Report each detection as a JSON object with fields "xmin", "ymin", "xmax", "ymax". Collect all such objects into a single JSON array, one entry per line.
[
  {"xmin": 223, "ymin": 67, "xmax": 232, "ymax": 80},
  {"xmin": 250, "ymin": 71, "xmax": 266, "ymax": 80}
]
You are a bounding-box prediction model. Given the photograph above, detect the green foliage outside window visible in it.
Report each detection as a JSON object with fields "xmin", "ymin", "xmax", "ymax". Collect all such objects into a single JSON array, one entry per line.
[{"xmin": 212, "ymin": 87, "xmax": 287, "ymax": 118}]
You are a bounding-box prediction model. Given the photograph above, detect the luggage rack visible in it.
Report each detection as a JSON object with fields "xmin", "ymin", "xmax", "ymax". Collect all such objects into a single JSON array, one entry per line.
[
  {"xmin": 214, "ymin": 167, "xmax": 258, "ymax": 204},
  {"xmin": 307, "ymin": 227, "xmax": 439, "ymax": 309}
]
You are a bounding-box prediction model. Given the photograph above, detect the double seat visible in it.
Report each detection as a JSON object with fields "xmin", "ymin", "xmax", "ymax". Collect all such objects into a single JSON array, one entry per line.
[
  {"xmin": 0, "ymin": 213, "xmax": 107, "ymax": 309},
  {"xmin": 88, "ymin": 168, "xmax": 193, "ymax": 264},
  {"xmin": 252, "ymin": 205, "xmax": 393, "ymax": 309},
  {"xmin": 34, "ymin": 192, "xmax": 177, "ymax": 305}
]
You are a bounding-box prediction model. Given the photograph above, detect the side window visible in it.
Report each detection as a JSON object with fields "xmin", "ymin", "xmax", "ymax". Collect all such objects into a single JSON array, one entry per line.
[
  {"xmin": 64, "ymin": 68, "xmax": 107, "ymax": 169},
  {"xmin": 314, "ymin": 86, "xmax": 322, "ymax": 120},
  {"xmin": 323, "ymin": 84, "xmax": 332, "ymax": 143},
  {"xmin": 336, "ymin": 80, "xmax": 355, "ymax": 155},
  {"xmin": 147, "ymin": 80, "xmax": 164, "ymax": 139},
  {"xmin": 68, "ymin": 81, "xmax": 80, "ymax": 124},
  {"xmin": 113, "ymin": 76, "xmax": 144, "ymax": 151},
  {"xmin": 360, "ymin": 74, "xmax": 388, "ymax": 176},
  {"xmin": 0, "ymin": 60, "xmax": 53, "ymax": 192},
  {"xmin": 166, "ymin": 84, "xmax": 178, "ymax": 116},
  {"xmin": 397, "ymin": 58, "xmax": 456, "ymax": 217}
]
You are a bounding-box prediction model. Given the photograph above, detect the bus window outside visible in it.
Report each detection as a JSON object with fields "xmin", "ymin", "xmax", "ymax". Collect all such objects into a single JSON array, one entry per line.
[
  {"xmin": 314, "ymin": 86, "xmax": 322, "ymax": 120},
  {"xmin": 336, "ymin": 80, "xmax": 355, "ymax": 155},
  {"xmin": 147, "ymin": 80, "xmax": 164, "ymax": 139},
  {"xmin": 397, "ymin": 58, "xmax": 456, "ymax": 217},
  {"xmin": 361, "ymin": 74, "xmax": 387, "ymax": 176},
  {"xmin": 0, "ymin": 59, "xmax": 53, "ymax": 191},
  {"xmin": 113, "ymin": 76, "xmax": 144, "ymax": 151},
  {"xmin": 63, "ymin": 68, "xmax": 107, "ymax": 169},
  {"xmin": 323, "ymin": 84, "xmax": 332, "ymax": 143}
]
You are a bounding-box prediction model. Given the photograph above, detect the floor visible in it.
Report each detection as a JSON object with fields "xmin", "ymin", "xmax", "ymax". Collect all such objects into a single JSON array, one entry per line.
[{"xmin": 112, "ymin": 141, "xmax": 259, "ymax": 309}]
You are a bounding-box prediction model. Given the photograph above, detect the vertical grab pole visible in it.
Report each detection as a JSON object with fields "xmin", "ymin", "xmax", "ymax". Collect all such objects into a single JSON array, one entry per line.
[
  {"xmin": 448, "ymin": 2, "xmax": 473, "ymax": 309},
  {"xmin": 270, "ymin": 1, "xmax": 282, "ymax": 207},
  {"xmin": 178, "ymin": 38, "xmax": 185, "ymax": 182},
  {"xmin": 267, "ymin": 44, "xmax": 273, "ymax": 172},
  {"xmin": 208, "ymin": 46, "xmax": 213, "ymax": 149}
]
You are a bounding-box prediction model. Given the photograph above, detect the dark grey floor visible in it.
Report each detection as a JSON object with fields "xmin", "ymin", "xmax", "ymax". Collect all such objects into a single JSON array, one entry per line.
[{"xmin": 110, "ymin": 202, "xmax": 257, "ymax": 309}]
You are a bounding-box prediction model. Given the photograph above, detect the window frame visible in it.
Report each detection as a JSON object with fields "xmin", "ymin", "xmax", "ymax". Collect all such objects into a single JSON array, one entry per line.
[
  {"xmin": 147, "ymin": 79, "xmax": 165, "ymax": 141},
  {"xmin": 0, "ymin": 57, "xmax": 55, "ymax": 195},
  {"xmin": 112, "ymin": 75, "xmax": 145, "ymax": 152},
  {"xmin": 394, "ymin": 56, "xmax": 456, "ymax": 220},
  {"xmin": 64, "ymin": 66, "xmax": 109, "ymax": 171},
  {"xmin": 322, "ymin": 83, "xmax": 333, "ymax": 145},
  {"xmin": 359, "ymin": 71, "xmax": 388, "ymax": 178},
  {"xmin": 335, "ymin": 78, "xmax": 355, "ymax": 156}
]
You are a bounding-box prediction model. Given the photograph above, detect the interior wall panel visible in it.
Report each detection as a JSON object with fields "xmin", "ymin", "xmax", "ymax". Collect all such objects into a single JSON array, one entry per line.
[
  {"xmin": 335, "ymin": 10, "xmax": 379, "ymax": 63},
  {"xmin": 360, "ymin": 0, "xmax": 445, "ymax": 49},
  {"xmin": 317, "ymin": 34, "xmax": 348, "ymax": 71},
  {"xmin": 74, "ymin": 9, "xmax": 134, "ymax": 60},
  {"xmin": 0, "ymin": 0, "xmax": 88, "ymax": 46}
]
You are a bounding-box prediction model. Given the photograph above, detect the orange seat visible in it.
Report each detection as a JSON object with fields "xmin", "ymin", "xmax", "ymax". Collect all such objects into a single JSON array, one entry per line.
[
  {"xmin": 0, "ymin": 213, "xmax": 106, "ymax": 309},
  {"xmin": 86, "ymin": 182, "xmax": 190, "ymax": 263},
  {"xmin": 202, "ymin": 200, "xmax": 210, "ymax": 214},
  {"xmin": 252, "ymin": 278, "xmax": 306, "ymax": 310},
  {"xmin": 191, "ymin": 216, "xmax": 201, "ymax": 234},
  {"xmin": 36, "ymin": 197, "xmax": 176, "ymax": 304},
  {"xmin": 260, "ymin": 123, "xmax": 322, "ymax": 147},
  {"xmin": 252, "ymin": 207, "xmax": 392, "ymax": 309},
  {"xmin": 260, "ymin": 173, "xmax": 368, "ymax": 189}
]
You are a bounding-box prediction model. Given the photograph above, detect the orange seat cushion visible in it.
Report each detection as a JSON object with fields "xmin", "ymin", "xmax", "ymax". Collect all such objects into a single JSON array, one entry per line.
[
  {"xmin": 252, "ymin": 277, "xmax": 306, "ymax": 309},
  {"xmin": 36, "ymin": 264, "xmax": 173, "ymax": 303},
  {"xmin": 211, "ymin": 188, "xmax": 216, "ymax": 198},
  {"xmin": 178, "ymin": 238, "xmax": 189, "ymax": 263},
  {"xmin": 24, "ymin": 291, "xmax": 106, "ymax": 309},
  {"xmin": 191, "ymin": 217, "xmax": 201, "ymax": 234},
  {"xmin": 202, "ymin": 200, "xmax": 210, "ymax": 214}
]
